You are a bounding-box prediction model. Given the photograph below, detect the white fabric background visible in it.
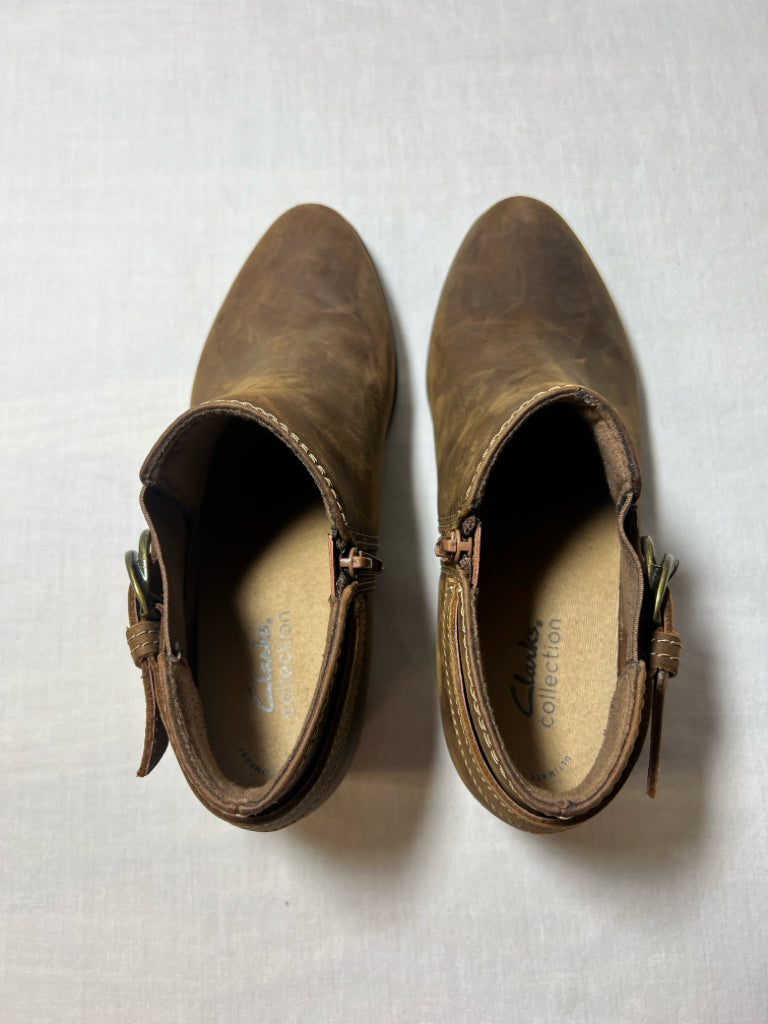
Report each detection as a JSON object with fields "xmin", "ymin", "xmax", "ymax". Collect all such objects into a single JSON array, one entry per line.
[{"xmin": 2, "ymin": 2, "xmax": 766, "ymax": 1022}]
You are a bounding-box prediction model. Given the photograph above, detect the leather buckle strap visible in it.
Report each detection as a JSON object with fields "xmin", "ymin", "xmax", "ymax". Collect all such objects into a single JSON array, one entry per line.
[
  {"xmin": 649, "ymin": 629, "xmax": 682, "ymax": 676},
  {"xmin": 641, "ymin": 536, "xmax": 681, "ymax": 798},
  {"xmin": 126, "ymin": 618, "xmax": 160, "ymax": 666},
  {"xmin": 125, "ymin": 530, "xmax": 168, "ymax": 776}
]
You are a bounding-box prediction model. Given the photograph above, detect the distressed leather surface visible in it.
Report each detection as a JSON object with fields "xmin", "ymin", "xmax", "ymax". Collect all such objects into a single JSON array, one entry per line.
[
  {"xmin": 428, "ymin": 196, "xmax": 641, "ymax": 530},
  {"xmin": 429, "ymin": 197, "xmax": 672, "ymax": 831},
  {"xmin": 127, "ymin": 205, "xmax": 395, "ymax": 829},
  {"xmin": 188, "ymin": 202, "xmax": 396, "ymax": 544},
  {"xmin": 126, "ymin": 589, "xmax": 168, "ymax": 777}
]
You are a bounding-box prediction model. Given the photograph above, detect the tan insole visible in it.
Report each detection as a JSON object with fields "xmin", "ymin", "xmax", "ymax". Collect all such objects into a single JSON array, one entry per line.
[
  {"xmin": 478, "ymin": 407, "xmax": 620, "ymax": 794},
  {"xmin": 195, "ymin": 423, "xmax": 330, "ymax": 787}
]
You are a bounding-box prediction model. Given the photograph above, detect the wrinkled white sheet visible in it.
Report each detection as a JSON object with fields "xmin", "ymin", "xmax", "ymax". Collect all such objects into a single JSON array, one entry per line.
[{"xmin": 2, "ymin": 2, "xmax": 766, "ymax": 1021}]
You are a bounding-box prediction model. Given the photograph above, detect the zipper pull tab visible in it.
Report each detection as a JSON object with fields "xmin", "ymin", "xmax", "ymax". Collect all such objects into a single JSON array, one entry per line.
[
  {"xmin": 339, "ymin": 547, "xmax": 383, "ymax": 577},
  {"xmin": 435, "ymin": 519, "xmax": 482, "ymax": 585},
  {"xmin": 434, "ymin": 528, "xmax": 473, "ymax": 562}
]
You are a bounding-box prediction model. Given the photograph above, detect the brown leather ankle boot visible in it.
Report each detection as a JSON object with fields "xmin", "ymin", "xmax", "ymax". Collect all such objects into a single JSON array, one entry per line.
[
  {"xmin": 125, "ymin": 204, "xmax": 396, "ymax": 830},
  {"xmin": 428, "ymin": 197, "xmax": 681, "ymax": 832}
]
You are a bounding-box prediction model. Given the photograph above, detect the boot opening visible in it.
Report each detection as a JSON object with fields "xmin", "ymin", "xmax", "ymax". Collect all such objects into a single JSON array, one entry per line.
[
  {"xmin": 191, "ymin": 419, "xmax": 331, "ymax": 787},
  {"xmin": 477, "ymin": 403, "xmax": 622, "ymax": 796}
]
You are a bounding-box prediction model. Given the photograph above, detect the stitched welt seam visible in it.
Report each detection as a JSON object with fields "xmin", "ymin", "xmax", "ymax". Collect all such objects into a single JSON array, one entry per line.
[
  {"xmin": 441, "ymin": 579, "xmax": 517, "ymax": 825},
  {"xmin": 458, "ymin": 588, "xmax": 511, "ymax": 786}
]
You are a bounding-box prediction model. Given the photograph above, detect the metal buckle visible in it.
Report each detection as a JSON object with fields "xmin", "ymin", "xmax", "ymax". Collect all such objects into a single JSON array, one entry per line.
[
  {"xmin": 125, "ymin": 529, "xmax": 161, "ymax": 620},
  {"xmin": 641, "ymin": 535, "xmax": 679, "ymax": 625}
]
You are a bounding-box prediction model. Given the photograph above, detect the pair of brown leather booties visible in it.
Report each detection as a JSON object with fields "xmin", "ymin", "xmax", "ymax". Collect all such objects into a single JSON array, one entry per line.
[{"xmin": 125, "ymin": 198, "xmax": 680, "ymax": 833}]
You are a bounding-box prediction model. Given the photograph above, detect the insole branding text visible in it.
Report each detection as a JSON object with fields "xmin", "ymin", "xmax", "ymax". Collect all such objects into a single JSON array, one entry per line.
[
  {"xmin": 249, "ymin": 611, "xmax": 297, "ymax": 718},
  {"xmin": 511, "ymin": 617, "xmax": 564, "ymax": 728}
]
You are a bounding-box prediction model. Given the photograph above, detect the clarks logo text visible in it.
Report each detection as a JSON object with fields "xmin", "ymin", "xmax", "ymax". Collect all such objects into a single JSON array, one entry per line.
[
  {"xmin": 511, "ymin": 618, "xmax": 563, "ymax": 728},
  {"xmin": 249, "ymin": 611, "xmax": 296, "ymax": 718}
]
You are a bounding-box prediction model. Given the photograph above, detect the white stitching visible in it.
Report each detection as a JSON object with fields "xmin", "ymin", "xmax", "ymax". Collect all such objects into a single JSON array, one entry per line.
[
  {"xmin": 457, "ymin": 588, "xmax": 510, "ymax": 784},
  {"xmin": 441, "ymin": 579, "xmax": 518, "ymax": 824},
  {"xmin": 127, "ymin": 627, "xmax": 157, "ymax": 641}
]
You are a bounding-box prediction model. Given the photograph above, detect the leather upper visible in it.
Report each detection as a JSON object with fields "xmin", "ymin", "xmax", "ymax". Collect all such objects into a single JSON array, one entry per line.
[
  {"xmin": 188, "ymin": 203, "xmax": 396, "ymax": 545},
  {"xmin": 429, "ymin": 196, "xmax": 642, "ymax": 531},
  {"xmin": 429, "ymin": 197, "xmax": 678, "ymax": 831},
  {"xmin": 126, "ymin": 205, "xmax": 396, "ymax": 829}
]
